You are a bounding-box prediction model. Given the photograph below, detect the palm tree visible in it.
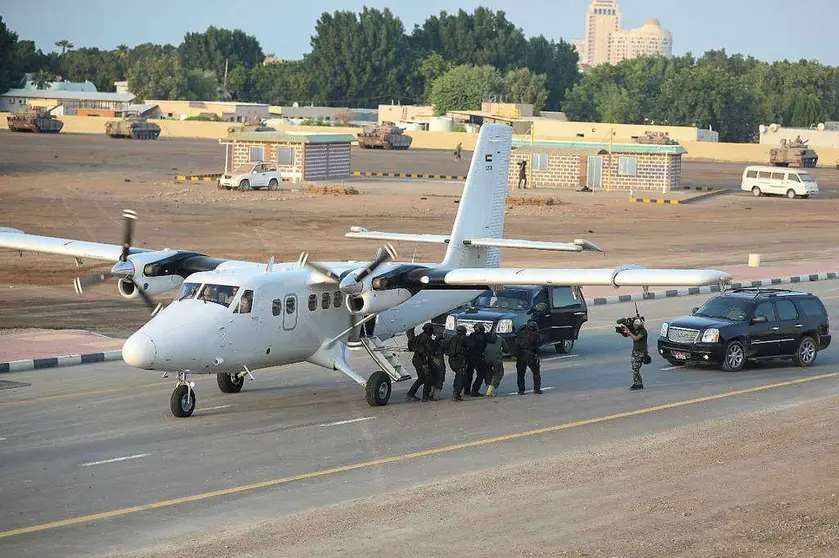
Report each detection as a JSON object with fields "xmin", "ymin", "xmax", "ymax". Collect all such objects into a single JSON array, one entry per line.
[
  {"xmin": 32, "ymin": 69, "xmax": 53, "ymax": 90},
  {"xmin": 115, "ymin": 44, "xmax": 129, "ymax": 60},
  {"xmin": 55, "ymin": 39, "xmax": 74, "ymax": 54}
]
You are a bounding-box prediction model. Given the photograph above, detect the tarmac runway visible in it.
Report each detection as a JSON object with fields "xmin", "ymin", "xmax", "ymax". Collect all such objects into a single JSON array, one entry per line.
[{"xmin": 2, "ymin": 282, "xmax": 839, "ymax": 557}]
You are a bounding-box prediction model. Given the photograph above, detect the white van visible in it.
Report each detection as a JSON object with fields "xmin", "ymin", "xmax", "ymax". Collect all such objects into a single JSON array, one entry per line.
[{"xmin": 741, "ymin": 166, "xmax": 819, "ymax": 199}]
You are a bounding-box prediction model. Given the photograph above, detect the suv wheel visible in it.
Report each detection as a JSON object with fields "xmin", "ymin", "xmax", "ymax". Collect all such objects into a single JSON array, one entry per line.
[
  {"xmin": 786, "ymin": 189, "xmax": 797, "ymax": 200},
  {"xmin": 751, "ymin": 186, "xmax": 762, "ymax": 197},
  {"xmin": 722, "ymin": 340, "xmax": 745, "ymax": 372},
  {"xmin": 555, "ymin": 340, "xmax": 574, "ymax": 354},
  {"xmin": 792, "ymin": 336, "xmax": 817, "ymax": 367}
]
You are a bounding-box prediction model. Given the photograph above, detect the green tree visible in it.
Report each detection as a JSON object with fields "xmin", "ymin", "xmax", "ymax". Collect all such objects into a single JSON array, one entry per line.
[
  {"xmin": 226, "ymin": 65, "xmax": 252, "ymax": 101},
  {"xmin": 308, "ymin": 8, "xmax": 415, "ymax": 105},
  {"xmin": 178, "ymin": 26, "xmax": 263, "ymax": 83},
  {"xmin": 412, "ymin": 52, "xmax": 451, "ymax": 103},
  {"xmin": 0, "ymin": 16, "xmax": 24, "ymax": 93},
  {"xmin": 32, "ymin": 69, "xmax": 52, "ymax": 89},
  {"xmin": 524, "ymin": 35, "xmax": 580, "ymax": 110},
  {"xmin": 55, "ymin": 39, "xmax": 74, "ymax": 54},
  {"xmin": 250, "ymin": 61, "xmax": 312, "ymax": 105},
  {"xmin": 428, "ymin": 64, "xmax": 503, "ymax": 115},
  {"xmin": 128, "ymin": 53, "xmax": 216, "ymax": 101},
  {"xmin": 410, "ymin": 8, "xmax": 527, "ymax": 71},
  {"xmin": 504, "ymin": 68, "xmax": 549, "ymax": 113},
  {"xmin": 59, "ymin": 48, "xmax": 121, "ymax": 91}
]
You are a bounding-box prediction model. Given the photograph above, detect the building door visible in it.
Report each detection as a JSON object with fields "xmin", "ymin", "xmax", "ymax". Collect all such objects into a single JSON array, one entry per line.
[{"xmin": 587, "ymin": 156, "xmax": 603, "ymax": 189}]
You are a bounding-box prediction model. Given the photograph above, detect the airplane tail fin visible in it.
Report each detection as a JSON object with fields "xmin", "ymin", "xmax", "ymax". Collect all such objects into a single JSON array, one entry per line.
[{"xmin": 442, "ymin": 124, "xmax": 513, "ymax": 269}]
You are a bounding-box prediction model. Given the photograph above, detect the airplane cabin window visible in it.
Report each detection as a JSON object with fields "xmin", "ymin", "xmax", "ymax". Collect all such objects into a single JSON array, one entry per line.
[
  {"xmin": 285, "ymin": 297, "xmax": 296, "ymax": 314},
  {"xmin": 198, "ymin": 284, "xmax": 240, "ymax": 307},
  {"xmin": 272, "ymin": 299, "xmax": 282, "ymax": 316},
  {"xmin": 234, "ymin": 290, "xmax": 254, "ymax": 314},
  {"xmin": 321, "ymin": 292, "xmax": 330, "ymax": 310},
  {"xmin": 177, "ymin": 282, "xmax": 201, "ymax": 301},
  {"xmin": 308, "ymin": 294, "xmax": 317, "ymax": 311},
  {"xmin": 333, "ymin": 291, "xmax": 342, "ymax": 308}
]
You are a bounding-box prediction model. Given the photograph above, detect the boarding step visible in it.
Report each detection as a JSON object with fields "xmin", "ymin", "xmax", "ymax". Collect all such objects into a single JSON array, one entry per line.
[{"xmin": 360, "ymin": 337, "xmax": 411, "ymax": 383}]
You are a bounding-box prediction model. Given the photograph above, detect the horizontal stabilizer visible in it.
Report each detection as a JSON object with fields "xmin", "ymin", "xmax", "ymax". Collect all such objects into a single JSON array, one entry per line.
[
  {"xmin": 346, "ymin": 227, "xmax": 449, "ymax": 245},
  {"xmin": 417, "ymin": 267, "xmax": 732, "ymax": 288},
  {"xmin": 464, "ymin": 238, "xmax": 602, "ymax": 253}
]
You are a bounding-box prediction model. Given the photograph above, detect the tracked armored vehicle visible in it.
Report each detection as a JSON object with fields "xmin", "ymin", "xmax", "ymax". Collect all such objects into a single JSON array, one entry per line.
[
  {"xmin": 7, "ymin": 107, "xmax": 64, "ymax": 133},
  {"xmin": 770, "ymin": 137, "xmax": 818, "ymax": 168},
  {"xmin": 105, "ymin": 115, "xmax": 161, "ymax": 140},
  {"xmin": 357, "ymin": 122, "xmax": 412, "ymax": 150}
]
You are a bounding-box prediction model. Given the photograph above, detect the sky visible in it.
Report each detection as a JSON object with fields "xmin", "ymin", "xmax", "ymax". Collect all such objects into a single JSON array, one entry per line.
[{"xmin": 3, "ymin": 0, "xmax": 839, "ymax": 65}]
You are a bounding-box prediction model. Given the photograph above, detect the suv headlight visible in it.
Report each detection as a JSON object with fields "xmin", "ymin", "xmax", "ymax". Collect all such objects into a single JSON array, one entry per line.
[
  {"xmin": 445, "ymin": 315, "xmax": 456, "ymax": 330},
  {"xmin": 701, "ymin": 328, "xmax": 720, "ymax": 343},
  {"xmin": 496, "ymin": 319, "xmax": 514, "ymax": 334},
  {"xmin": 660, "ymin": 322, "xmax": 669, "ymax": 337}
]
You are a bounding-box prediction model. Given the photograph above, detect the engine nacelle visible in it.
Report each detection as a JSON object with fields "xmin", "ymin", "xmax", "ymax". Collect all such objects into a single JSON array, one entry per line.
[
  {"xmin": 117, "ymin": 275, "xmax": 184, "ymax": 299},
  {"xmin": 347, "ymin": 288, "xmax": 413, "ymax": 315}
]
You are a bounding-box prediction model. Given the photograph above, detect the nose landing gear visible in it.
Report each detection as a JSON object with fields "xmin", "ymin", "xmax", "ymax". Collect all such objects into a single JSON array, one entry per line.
[{"xmin": 170, "ymin": 372, "xmax": 196, "ymax": 418}]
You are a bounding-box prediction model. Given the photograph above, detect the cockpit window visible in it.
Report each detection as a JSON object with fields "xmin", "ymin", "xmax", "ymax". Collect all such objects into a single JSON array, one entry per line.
[
  {"xmin": 234, "ymin": 290, "xmax": 254, "ymax": 314},
  {"xmin": 198, "ymin": 284, "xmax": 240, "ymax": 307},
  {"xmin": 177, "ymin": 282, "xmax": 201, "ymax": 301}
]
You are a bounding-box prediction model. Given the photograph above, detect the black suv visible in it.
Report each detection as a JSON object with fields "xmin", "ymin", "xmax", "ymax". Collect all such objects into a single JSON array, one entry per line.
[
  {"xmin": 433, "ymin": 285, "xmax": 587, "ymax": 353},
  {"xmin": 658, "ymin": 288, "xmax": 831, "ymax": 371}
]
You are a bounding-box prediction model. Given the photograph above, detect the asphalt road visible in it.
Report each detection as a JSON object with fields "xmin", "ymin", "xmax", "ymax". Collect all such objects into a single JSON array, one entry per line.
[{"xmin": 2, "ymin": 281, "xmax": 839, "ymax": 557}]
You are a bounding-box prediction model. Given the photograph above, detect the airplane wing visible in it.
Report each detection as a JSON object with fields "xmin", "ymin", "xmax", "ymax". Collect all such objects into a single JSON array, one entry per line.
[
  {"xmin": 0, "ymin": 229, "xmax": 151, "ymax": 261},
  {"xmin": 411, "ymin": 266, "xmax": 731, "ymax": 288}
]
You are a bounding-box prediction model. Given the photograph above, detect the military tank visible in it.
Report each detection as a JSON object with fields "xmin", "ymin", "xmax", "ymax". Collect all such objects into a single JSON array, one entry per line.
[
  {"xmin": 7, "ymin": 107, "xmax": 64, "ymax": 133},
  {"xmin": 104, "ymin": 115, "xmax": 161, "ymax": 140},
  {"xmin": 770, "ymin": 137, "xmax": 818, "ymax": 168},
  {"xmin": 632, "ymin": 131, "xmax": 678, "ymax": 145},
  {"xmin": 357, "ymin": 122, "xmax": 413, "ymax": 150}
]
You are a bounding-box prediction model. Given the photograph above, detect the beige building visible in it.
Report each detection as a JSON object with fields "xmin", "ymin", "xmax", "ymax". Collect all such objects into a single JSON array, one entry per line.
[
  {"xmin": 377, "ymin": 104, "xmax": 435, "ymax": 124},
  {"xmin": 575, "ymin": 0, "xmax": 621, "ymax": 68},
  {"xmin": 149, "ymin": 100, "xmax": 270, "ymax": 122},
  {"xmin": 608, "ymin": 18, "xmax": 673, "ymax": 64}
]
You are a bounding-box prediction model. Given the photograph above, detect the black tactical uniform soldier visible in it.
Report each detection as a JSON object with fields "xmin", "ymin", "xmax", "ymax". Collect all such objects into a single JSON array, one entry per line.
[
  {"xmin": 406, "ymin": 323, "xmax": 440, "ymax": 402},
  {"xmin": 446, "ymin": 325, "xmax": 470, "ymax": 401},
  {"xmin": 622, "ymin": 317, "xmax": 648, "ymax": 391},
  {"xmin": 430, "ymin": 331, "xmax": 446, "ymax": 396},
  {"xmin": 483, "ymin": 332, "xmax": 509, "ymax": 397},
  {"xmin": 465, "ymin": 323, "xmax": 489, "ymax": 396},
  {"xmin": 514, "ymin": 321, "xmax": 542, "ymax": 395}
]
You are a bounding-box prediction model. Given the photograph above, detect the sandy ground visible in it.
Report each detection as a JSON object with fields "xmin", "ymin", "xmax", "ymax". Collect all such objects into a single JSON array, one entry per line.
[
  {"xmin": 2, "ymin": 131, "xmax": 838, "ymax": 337},
  {"xmin": 126, "ymin": 395, "xmax": 839, "ymax": 558}
]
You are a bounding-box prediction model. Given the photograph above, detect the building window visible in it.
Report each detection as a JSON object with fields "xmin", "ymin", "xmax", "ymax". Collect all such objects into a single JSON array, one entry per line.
[
  {"xmin": 308, "ymin": 294, "xmax": 317, "ymax": 311},
  {"xmin": 321, "ymin": 292, "xmax": 330, "ymax": 310},
  {"xmin": 277, "ymin": 146, "xmax": 296, "ymax": 166},
  {"xmin": 532, "ymin": 153, "xmax": 548, "ymax": 171},
  {"xmin": 249, "ymin": 145, "xmax": 264, "ymax": 162},
  {"xmin": 618, "ymin": 156, "xmax": 638, "ymax": 176}
]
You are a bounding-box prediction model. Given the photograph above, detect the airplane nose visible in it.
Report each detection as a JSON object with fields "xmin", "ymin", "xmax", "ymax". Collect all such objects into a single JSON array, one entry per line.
[{"xmin": 122, "ymin": 333, "xmax": 156, "ymax": 369}]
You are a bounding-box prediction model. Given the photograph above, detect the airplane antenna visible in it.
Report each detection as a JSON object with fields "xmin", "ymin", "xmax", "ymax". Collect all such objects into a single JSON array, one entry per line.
[
  {"xmin": 411, "ymin": 246, "xmax": 417, "ymax": 263},
  {"xmin": 266, "ymin": 255, "xmax": 275, "ymax": 273}
]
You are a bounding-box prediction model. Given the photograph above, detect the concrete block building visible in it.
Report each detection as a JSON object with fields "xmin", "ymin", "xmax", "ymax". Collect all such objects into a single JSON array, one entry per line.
[
  {"xmin": 509, "ymin": 141, "xmax": 685, "ymax": 193},
  {"xmin": 220, "ymin": 131, "xmax": 357, "ymax": 183}
]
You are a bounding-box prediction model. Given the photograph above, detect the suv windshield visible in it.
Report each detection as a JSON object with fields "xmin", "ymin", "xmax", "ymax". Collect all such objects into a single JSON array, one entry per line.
[
  {"xmin": 694, "ymin": 297, "xmax": 754, "ymax": 321},
  {"xmin": 474, "ymin": 289, "xmax": 532, "ymax": 310}
]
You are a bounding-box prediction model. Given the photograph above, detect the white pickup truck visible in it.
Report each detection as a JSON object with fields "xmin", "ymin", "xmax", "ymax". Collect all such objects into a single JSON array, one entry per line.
[{"xmin": 218, "ymin": 162, "xmax": 282, "ymax": 191}]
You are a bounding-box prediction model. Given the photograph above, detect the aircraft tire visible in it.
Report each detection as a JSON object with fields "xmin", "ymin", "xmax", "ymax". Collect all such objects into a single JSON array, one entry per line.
[
  {"xmin": 170, "ymin": 384, "xmax": 196, "ymax": 418},
  {"xmin": 217, "ymin": 372, "xmax": 244, "ymax": 393},
  {"xmin": 366, "ymin": 370, "xmax": 391, "ymax": 406}
]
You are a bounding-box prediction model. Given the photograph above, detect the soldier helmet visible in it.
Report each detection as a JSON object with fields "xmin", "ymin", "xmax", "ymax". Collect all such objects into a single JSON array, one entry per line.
[
  {"xmin": 456, "ymin": 325, "xmax": 467, "ymax": 333},
  {"xmin": 473, "ymin": 323, "xmax": 485, "ymax": 333},
  {"xmin": 633, "ymin": 317, "xmax": 644, "ymax": 328},
  {"xmin": 422, "ymin": 322, "xmax": 434, "ymax": 332},
  {"xmin": 527, "ymin": 321, "xmax": 538, "ymax": 330}
]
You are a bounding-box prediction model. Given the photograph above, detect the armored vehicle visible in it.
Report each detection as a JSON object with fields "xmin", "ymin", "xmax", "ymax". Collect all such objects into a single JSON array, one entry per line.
[
  {"xmin": 357, "ymin": 122, "xmax": 413, "ymax": 150},
  {"xmin": 770, "ymin": 137, "xmax": 818, "ymax": 168},
  {"xmin": 105, "ymin": 116, "xmax": 161, "ymax": 140},
  {"xmin": 7, "ymin": 107, "xmax": 64, "ymax": 133},
  {"xmin": 632, "ymin": 131, "xmax": 678, "ymax": 145}
]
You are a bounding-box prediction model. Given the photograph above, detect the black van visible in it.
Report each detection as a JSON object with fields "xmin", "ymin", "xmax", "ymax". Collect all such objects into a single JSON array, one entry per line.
[{"xmin": 433, "ymin": 285, "xmax": 588, "ymax": 353}]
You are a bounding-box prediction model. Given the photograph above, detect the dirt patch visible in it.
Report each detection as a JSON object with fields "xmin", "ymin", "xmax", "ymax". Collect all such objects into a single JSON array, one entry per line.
[{"xmin": 126, "ymin": 396, "xmax": 839, "ymax": 558}]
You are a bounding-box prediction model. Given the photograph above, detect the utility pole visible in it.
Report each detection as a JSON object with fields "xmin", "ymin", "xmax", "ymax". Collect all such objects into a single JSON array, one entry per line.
[
  {"xmin": 223, "ymin": 58, "xmax": 229, "ymax": 89},
  {"xmin": 607, "ymin": 127, "xmax": 614, "ymax": 192}
]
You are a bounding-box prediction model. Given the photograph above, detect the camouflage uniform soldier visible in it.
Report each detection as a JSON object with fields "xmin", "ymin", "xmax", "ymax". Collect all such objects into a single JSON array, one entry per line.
[
  {"xmin": 483, "ymin": 332, "xmax": 509, "ymax": 397},
  {"xmin": 445, "ymin": 325, "xmax": 470, "ymax": 401},
  {"xmin": 622, "ymin": 317, "xmax": 648, "ymax": 390},
  {"xmin": 514, "ymin": 321, "xmax": 542, "ymax": 395}
]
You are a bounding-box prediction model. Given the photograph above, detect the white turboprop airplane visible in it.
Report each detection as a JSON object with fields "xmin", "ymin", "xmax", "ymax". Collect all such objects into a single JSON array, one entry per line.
[{"xmin": 0, "ymin": 125, "xmax": 731, "ymax": 417}]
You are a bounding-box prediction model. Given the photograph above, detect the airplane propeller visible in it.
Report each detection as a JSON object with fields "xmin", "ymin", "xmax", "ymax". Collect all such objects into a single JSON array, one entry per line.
[{"xmin": 73, "ymin": 209, "xmax": 162, "ymax": 316}]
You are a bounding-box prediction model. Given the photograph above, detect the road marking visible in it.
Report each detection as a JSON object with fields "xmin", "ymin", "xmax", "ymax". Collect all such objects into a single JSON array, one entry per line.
[
  {"xmin": 823, "ymin": 294, "xmax": 839, "ymax": 300},
  {"xmin": 0, "ymin": 381, "xmax": 170, "ymax": 408},
  {"xmin": 541, "ymin": 355, "xmax": 580, "ymax": 363},
  {"xmin": 196, "ymin": 405, "xmax": 233, "ymax": 413},
  {"xmin": 0, "ymin": 437, "xmax": 6, "ymax": 441},
  {"xmin": 503, "ymin": 387, "xmax": 556, "ymax": 396},
  {"xmin": 3, "ymin": 371, "xmax": 839, "ymax": 540},
  {"xmin": 320, "ymin": 417, "xmax": 376, "ymax": 427},
  {"xmin": 80, "ymin": 454, "xmax": 150, "ymax": 468},
  {"xmin": 660, "ymin": 365, "xmax": 683, "ymax": 371}
]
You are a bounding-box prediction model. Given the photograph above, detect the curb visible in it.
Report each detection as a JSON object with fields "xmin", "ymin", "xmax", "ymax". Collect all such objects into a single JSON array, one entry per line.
[
  {"xmin": 630, "ymin": 188, "xmax": 727, "ymax": 205},
  {"xmin": 351, "ymin": 171, "xmax": 467, "ymax": 180},
  {"xmin": 591, "ymin": 272, "xmax": 839, "ymax": 306},
  {"xmin": 175, "ymin": 174, "xmax": 222, "ymax": 182},
  {"xmin": 0, "ymin": 350, "xmax": 123, "ymax": 374}
]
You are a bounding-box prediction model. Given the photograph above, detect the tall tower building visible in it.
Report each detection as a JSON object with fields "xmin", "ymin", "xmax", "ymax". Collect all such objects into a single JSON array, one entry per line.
[{"xmin": 582, "ymin": 0, "xmax": 621, "ymax": 67}]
